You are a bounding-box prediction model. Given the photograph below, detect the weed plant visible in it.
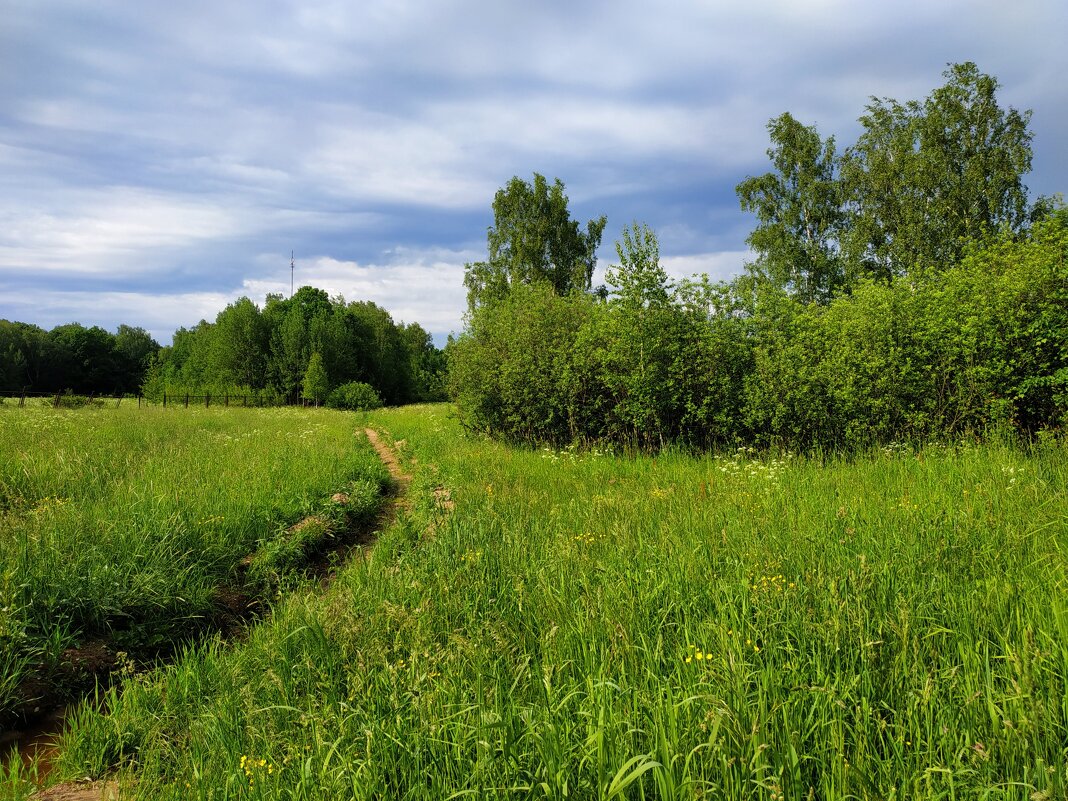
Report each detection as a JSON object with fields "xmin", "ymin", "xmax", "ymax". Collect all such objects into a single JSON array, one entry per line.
[
  {"xmin": 22, "ymin": 405, "xmax": 1068, "ymax": 800},
  {"xmin": 0, "ymin": 406, "xmax": 387, "ymax": 724}
]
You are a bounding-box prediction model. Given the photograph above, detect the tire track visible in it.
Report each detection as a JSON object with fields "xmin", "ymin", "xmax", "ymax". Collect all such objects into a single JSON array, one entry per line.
[{"xmin": 26, "ymin": 429, "xmax": 410, "ymax": 800}]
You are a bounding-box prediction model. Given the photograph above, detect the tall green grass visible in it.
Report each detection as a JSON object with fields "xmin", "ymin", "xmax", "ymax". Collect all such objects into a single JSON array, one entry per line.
[
  {"xmin": 0, "ymin": 406, "xmax": 387, "ymax": 724},
  {"xmin": 23, "ymin": 405, "xmax": 1068, "ymax": 800}
]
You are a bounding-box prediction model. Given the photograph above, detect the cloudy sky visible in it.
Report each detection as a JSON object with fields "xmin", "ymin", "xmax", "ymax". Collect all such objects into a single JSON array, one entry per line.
[{"xmin": 2, "ymin": 1, "xmax": 1066, "ymax": 345}]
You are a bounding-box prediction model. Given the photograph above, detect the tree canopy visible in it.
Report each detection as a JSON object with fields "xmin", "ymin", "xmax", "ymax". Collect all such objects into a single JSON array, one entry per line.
[
  {"xmin": 463, "ymin": 173, "xmax": 607, "ymax": 310},
  {"xmin": 450, "ymin": 63, "xmax": 1067, "ymax": 452},
  {"xmin": 144, "ymin": 288, "xmax": 446, "ymax": 406},
  {"xmin": 737, "ymin": 62, "xmax": 1046, "ymax": 301},
  {"xmin": 736, "ymin": 113, "xmax": 846, "ymax": 304},
  {"xmin": 0, "ymin": 320, "xmax": 159, "ymax": 395},
  {"xmin": 842, "ymin": 62, "xmax": 1037, "ymax": 280}
]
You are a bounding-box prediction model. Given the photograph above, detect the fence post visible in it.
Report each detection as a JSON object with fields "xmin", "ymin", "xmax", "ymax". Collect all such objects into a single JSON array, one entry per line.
[
  {"xmin": 138, "ymin": 395, "xmax": 142, "ymax": 408},
  {"xmin": 163, "ymin": 392, "xmax": 167, "ymax": 408},
  {"xmin": 19, "ymin": 393, "xmax": 25, "ymax": 408},
  {"xmin": 206, "ymin": 393, "xmax": 211, "ymax": 408}
]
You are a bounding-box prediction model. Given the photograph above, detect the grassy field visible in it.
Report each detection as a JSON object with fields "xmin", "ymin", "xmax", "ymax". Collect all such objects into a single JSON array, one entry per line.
[
  {"xmin": 0, "ymin": 406, "xmax": 388, "ymax": 726},
  {"xmin": 6, "ymin": 404, "xmax": 1068, "ymax": 799}
]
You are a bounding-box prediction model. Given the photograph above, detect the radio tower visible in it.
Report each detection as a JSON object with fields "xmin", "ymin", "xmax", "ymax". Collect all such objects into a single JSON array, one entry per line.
[{"xmin": 290, "ymin": 251, "xmax": 295, "ymax": 298}]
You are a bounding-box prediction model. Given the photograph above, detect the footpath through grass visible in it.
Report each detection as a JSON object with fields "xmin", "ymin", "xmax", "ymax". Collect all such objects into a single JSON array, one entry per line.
[
  {"xmin": 0, "ymin": 406, "xmax": 388, "ymax": 727},
  {"xmin": 11, "ymin": 404, "xmax": 1068, "ymax": 800}
]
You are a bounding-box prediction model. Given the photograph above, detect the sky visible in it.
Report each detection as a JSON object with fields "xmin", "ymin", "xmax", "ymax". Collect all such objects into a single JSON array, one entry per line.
[{"xmin": 2, "ymin": 0, "xmax": 1066, "ymax": 346}]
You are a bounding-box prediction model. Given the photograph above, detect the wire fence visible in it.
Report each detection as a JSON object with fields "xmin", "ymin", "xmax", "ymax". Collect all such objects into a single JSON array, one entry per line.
[{"xmin": 0, "ymin": 391, "xmax": 307, "ymax": 409}]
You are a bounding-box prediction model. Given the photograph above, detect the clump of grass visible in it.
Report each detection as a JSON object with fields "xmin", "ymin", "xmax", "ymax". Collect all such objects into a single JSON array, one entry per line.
[
  {"xmin": 0, "ymin": 406, "xmax": 387, "ymax": 723},
  {"xmin": 245, "ymin": 476, "xmax": 383, "ymax": 591},
  {"xmin": 29, "ymin": 405, "xmax": 1068, "ymax": 800}
]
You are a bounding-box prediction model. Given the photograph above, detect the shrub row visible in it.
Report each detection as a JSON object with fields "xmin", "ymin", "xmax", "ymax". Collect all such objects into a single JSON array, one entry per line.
[{"xmin": 448, "ymin": 219, "xmax": 1068, "ymax": 451}]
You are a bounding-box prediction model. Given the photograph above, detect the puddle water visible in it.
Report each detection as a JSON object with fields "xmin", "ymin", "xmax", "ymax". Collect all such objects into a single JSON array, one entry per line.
[{"xmin": 1, "ymin": 706, "xmax": 69, "ymax": 784}]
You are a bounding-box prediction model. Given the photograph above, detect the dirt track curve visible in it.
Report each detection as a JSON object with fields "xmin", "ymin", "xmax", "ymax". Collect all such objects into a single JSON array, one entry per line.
[{"xmin": 27, "ymin": 428, "xmax": 409, "ymax": 801}]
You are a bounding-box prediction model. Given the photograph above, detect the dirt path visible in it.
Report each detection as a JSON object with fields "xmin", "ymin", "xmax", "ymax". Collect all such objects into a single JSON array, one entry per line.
[
  {"xmin": 26, "ymin": 428, "xmax": 411, "ymax": 801},
  {"xmin": 33, "ymin": 781, "xmax": 119, "ymax": 801},
  {"xmin": 364, "ymin": 427, "xmax": 411, "ymax": 490}
]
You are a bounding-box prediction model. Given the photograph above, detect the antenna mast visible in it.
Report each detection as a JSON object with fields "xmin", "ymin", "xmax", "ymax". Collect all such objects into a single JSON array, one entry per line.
[{"xmin": 290, "ymin": 251, "xmax": 295, "ymax": 298}]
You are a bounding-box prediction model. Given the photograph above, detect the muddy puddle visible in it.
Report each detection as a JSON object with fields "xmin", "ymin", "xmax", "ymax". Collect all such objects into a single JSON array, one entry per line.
[{"xmin": 1, "ymin": 705, "xmax": 68, "ymax": 783}]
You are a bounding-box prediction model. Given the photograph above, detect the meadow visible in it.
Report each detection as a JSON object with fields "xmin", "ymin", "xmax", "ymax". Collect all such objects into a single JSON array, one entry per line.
[
  {"xmin": 2, "ymin": 403, "xmax": 1062, "ymax": 799},
  {"xmin": 0, "ymin": 405, "xmax": 388, "ymax": 727}
]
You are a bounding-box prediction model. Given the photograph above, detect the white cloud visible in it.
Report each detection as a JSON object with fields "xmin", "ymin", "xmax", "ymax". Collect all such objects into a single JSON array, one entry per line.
[
  {"xmin": 0, "ymin": 289, "xmax": 233, "ymax": 344},
  {"xmin": 242, "ymin": 249, "xmax": 474, "ymax": 335},
  {"xmin": 1, "ymin": 0, "xmax": 1065, "ymax": 344},
  {"xmin": 432, "ymin": 94, "xmax": 768, "ymax": 168},
  {"xmin": 0, "ymin": 187, "xmax": 251, "ymax": 275},
  {"xmin": 661, "ymin": 251, "xmax": 750, "ymax": 284},
  {"xmin": 303, "ymin": 117, "xmax": 497, "ymax": 208}
]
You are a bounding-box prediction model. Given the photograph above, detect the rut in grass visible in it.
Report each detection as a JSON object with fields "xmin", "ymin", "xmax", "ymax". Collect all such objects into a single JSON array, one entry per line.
[
  {"xmin": 364, "ymin": 427, "xmax": 412, "ymax": 492},
  {"xmin": 13, "ymin": 427, "xmax": 410, "ymax": 801}
]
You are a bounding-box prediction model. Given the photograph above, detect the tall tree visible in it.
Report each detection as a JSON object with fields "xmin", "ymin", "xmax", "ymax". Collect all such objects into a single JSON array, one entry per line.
[
  {"xmin": 302, "ymin": 351, "xmax": 329, "ymax": 406},
  {"xmin": 736, "ymin": 113, "xmax": 846, "ymax": 304},
  {"xmin": 211, "ymin": 298, "xmax": 268, "ymax": 389},
  {"xmin": 272, "ymin": 308, "xmax": 309, "ymax": 401},
  {"xmin": 346, "ymin": 301, "xmax": 410, "ymax": 405},
  {"xmin": 603, "ymin": 223, "xmax": 676, "ymax": 445},
  {"xmin": 464, "ymin": 173, "xmax": 607, "ymax": 310},
  {"xmin": 113, "ymin": 325, "xmax": 161, "ymax": 394},
  {"xmin": 841, "ymin": 62, "xmax": 1036, "ymax": 279},
  {"xmin": 172, "ymin": 321, "xmax": 214, "ymax": 391},
  {"xmin": 398, "ymin": 322, "xmax": 447, "ymax": 402},
  {"xmin": 605, "ymin": 222, "xmax": 671, "ymax": 310},
  {"xmin": 47, "ymin": 324, "xmax": 121, "ymax": 394}
]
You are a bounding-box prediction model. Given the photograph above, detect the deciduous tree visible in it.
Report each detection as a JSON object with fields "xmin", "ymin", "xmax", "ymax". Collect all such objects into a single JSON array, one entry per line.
[
  {"xmin": 302, "ymin": 351, "xmax": 329, "ymax": 406},
  {"xmin": 736, "ymin": 113, "xmax": 846, "ymax": 304},
  {"xmin": 464, "ymin": 174, "xmax": 607, "ymax": 310},
  {"xmin": 841, "ymin": 62, "xmax": 1036, "ymax": 279}
]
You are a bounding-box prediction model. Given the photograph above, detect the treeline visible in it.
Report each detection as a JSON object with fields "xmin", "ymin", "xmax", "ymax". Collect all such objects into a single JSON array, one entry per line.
[
  {"xmin": 1, "ymin": 289, "xmax": 446, "ymax": 408},
  {"xmin": 449, "ymin": 63, "xmax": 1068, "ymax": 451},
  {"xmin": 0, "ymin": 321, "xmax": 159, "ymax": 396},
  {"xmin": 144, "ymin": 286, "xmax": 446, "ymax": 406}
]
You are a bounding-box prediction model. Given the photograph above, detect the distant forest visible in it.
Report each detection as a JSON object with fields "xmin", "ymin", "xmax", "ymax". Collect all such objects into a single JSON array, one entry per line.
[
  {"xmin": 0, "ymin": 287, "xmax": 447, "ymax": 406},
  {"xmin": 0, "ymin": 321, "xmax": 159, "ymax": 396}
]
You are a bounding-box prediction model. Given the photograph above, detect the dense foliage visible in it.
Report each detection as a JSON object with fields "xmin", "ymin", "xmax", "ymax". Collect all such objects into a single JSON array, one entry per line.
[
  {"xmin": 739, "ymin": 62, "xmax": 1046, "ymax": 295},
  {"xmin": 143, "ymin": 286, "xmax": 446, "ymax": 405},
  {"xmin": 450, "ymin": 65, "xmax": 1066, "ymax": 452},
  {"xmin": 451, "ymin": 216, "xmax": 1067, "ymax": 451},
  {"xmin": 0, "ymin": 289, "xmax": 445, "ymax": 407},
  {"xmin": 0, "ymin": 322, "xmax": 159, "ymax": 396},
  {"xmin": 463, "ymin": 173, "xmax": 607, "ymax": 311}
]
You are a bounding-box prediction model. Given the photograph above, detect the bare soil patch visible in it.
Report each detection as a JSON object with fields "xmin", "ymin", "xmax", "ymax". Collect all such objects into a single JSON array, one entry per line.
[
  {"xmin": 33, "ymin": 780, "xmax": 119, "ymax": 800},
  {"xmin": 364, "ymin": 428, "xmax": 411, "ymax": 489}
]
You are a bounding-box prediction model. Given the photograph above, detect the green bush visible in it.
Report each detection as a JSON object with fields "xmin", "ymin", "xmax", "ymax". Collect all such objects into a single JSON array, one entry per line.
[
  {"xmin": 326, "ymin": 381, "xmax": 383, "ymax": 411},
  {"xmin": 54, "ymin": 393, "xmax": 106, "ymax": 409},
  {"xmin": 449, "ymin": 283, "xmax": 594, "ymax": 445},
  {"xmin": 448, "ymin": 217, "xmax": 1068, "ymax": 453}
]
